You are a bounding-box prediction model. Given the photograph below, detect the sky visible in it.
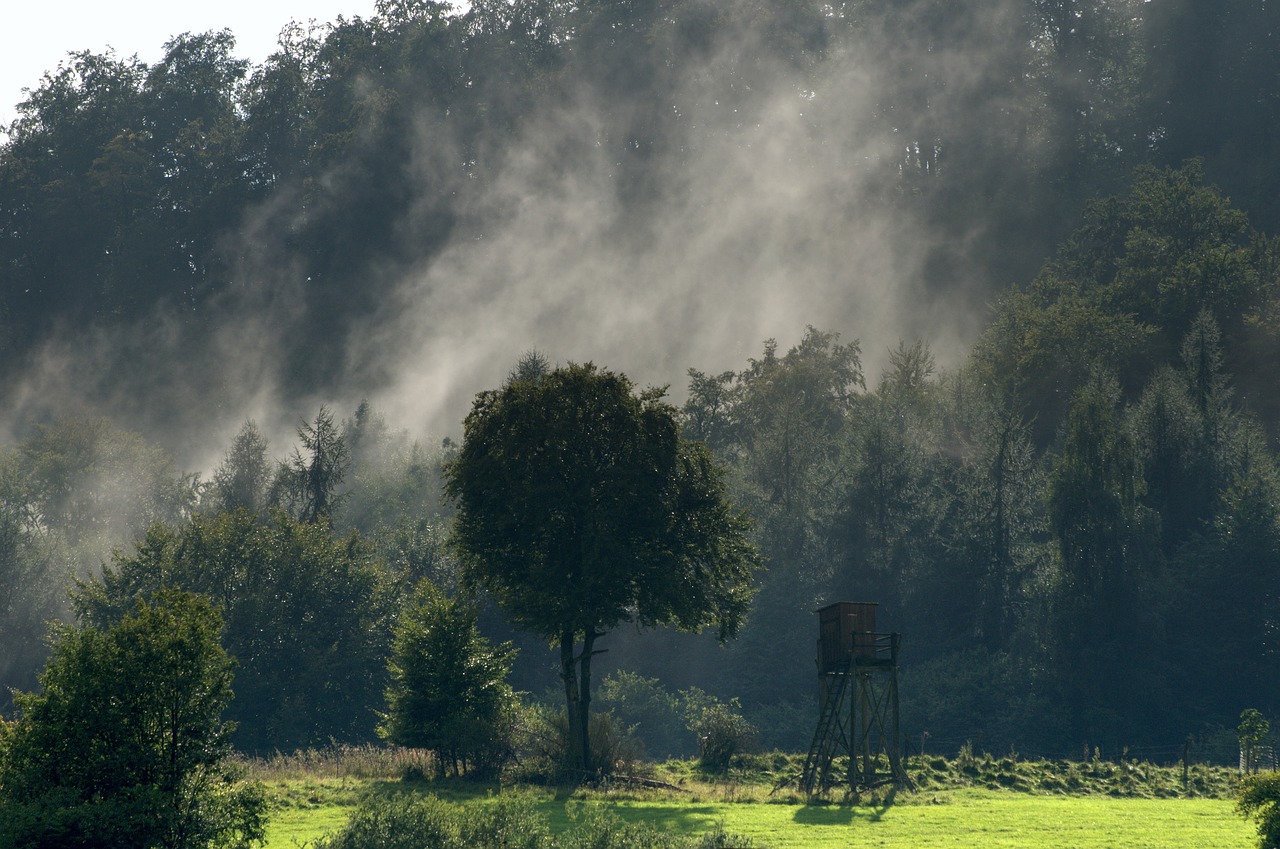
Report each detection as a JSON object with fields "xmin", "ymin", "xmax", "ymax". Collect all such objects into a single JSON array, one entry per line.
[{"xmin": 1, "ymin": 0, "xmax": 378, "ymax": 128}]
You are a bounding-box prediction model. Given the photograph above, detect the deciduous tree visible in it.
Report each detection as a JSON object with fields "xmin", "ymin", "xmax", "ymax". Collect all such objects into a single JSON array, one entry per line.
[
  {"xmin": 0, "ymin": 589, "xmax": 266, "ymax": 849},
  {"xmin": 446, "ymin": 363, "xmax": 759, "ymax": 773},
  {"xmin": 75, "ymin": 510, "xmax": 394, "ymax": 753}
]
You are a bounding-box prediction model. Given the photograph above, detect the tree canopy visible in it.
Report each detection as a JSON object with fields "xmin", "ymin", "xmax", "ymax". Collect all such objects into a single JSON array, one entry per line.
[
  {"xmin": 74, "ymin": 510, "xmax": 395, "ymax": 754},
  {"xmin": 380, "ymin": 579, "xmax": 517, "ymax": 778},
  {"xmin": 0, "ymin": 588, "xmax": 266, "ymax": 849},
  {"xmin": 446, "ymin": 362, "xmax": 760, "ymax": 771}
]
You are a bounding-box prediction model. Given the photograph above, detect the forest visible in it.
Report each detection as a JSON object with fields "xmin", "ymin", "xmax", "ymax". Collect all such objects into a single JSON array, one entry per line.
[{"xmin": 3, "ymin": 0, "xmax": 1280, "ymax": 769}]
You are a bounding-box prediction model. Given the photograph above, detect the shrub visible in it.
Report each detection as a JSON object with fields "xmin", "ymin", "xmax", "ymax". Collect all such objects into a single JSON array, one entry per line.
[
  {"xmin": 562, "ymin": 804, "xmax": 751, "ymax": 849},
  {"xmin": 0, "ymin": 590, "xmax": 266, "ymax": 849},
  {"xmin": 514, "ymin": 703, "xmax": 644, "ymax": 782},
  {"xmin": 683, "ymin": 690, "xmax": 758, "ymax": 773},
  {"xmin": 315, "ymin": 793, "xmax": 750, "ymax": 849},
  {"xmin": 314, "ymin": 793, "xmax": 469, "ymax": 849},
  {"xmin": 380, "ymin": 580, "xmax": 519, "ymax": 779},
  {"xmin": 1239, "ymin": 772, "xmax": 1280, "ymax": 848},
  {"xmin": 598, "ymin": 672, "xmax": 690, "ymax": 758}
]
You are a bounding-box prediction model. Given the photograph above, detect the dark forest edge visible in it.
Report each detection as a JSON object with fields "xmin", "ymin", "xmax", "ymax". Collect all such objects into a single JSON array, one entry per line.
[
  {"xmin": 4, "ymin": 159, "xmax": 1280, "ymax": 759},
  {"xmin": 6, "ymin": 0, "xmax": 1280, "ymax": 450}
]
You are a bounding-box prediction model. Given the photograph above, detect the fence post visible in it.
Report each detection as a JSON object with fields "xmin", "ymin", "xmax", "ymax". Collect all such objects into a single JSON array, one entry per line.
[{"xmin": 1182, "ymin": 735, "xmax": 1191, "ymax": 788}]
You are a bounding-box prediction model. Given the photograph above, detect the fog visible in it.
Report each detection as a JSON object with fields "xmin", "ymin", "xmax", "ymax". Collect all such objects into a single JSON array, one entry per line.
[{"xmin": 3, "ymin": 2, "xmax": 1037, "ymax": 475}]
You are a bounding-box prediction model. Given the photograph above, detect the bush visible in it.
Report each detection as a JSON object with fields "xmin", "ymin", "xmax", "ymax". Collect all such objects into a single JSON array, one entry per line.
[
  {"xmin": 314, "ymin": 793, "xmax": 469, "ymax": 849},
  {"xmin": 561, "ymin": 804, "xmax": 751, "ymax": 849},
  {"xmin": 683, "ymin": 690, "xmax": 758, "ymax": 773},
  {"xmin": 380, "ymin": 580, "xmax": 519, "ymax": 779},
  {"xmin": 1239, "ymin": 772, "xmax": 1280, "ymax": 848},
  {"xmin": 514, "ymin": 703, "xmax": 644, "ymax": 782},
  {"xmin": 315, "ymin": 792, "xmax": 750, "ymax": 849},
  {"xmin": 598, "ymin": 672, "xmax": 691, "ymax": 758},
  {"xmin": 75, "ymin": 510, "xmax": 396, "ymax": 753},
  {"xmin": 0, "ymin": 590, "xmax": 267, "ymax": 849}
]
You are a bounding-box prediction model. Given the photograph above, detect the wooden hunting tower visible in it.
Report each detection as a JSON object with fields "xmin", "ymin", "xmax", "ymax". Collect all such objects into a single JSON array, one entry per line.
[{"xmin": 800, "ymin": 602, "xmax": 907, "ymax": 793}]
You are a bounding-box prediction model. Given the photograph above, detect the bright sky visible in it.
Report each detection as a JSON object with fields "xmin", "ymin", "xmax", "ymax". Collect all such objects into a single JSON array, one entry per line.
[{"xmin": 1, "ymin": 0, "xmax": 379, "ymax": 128}]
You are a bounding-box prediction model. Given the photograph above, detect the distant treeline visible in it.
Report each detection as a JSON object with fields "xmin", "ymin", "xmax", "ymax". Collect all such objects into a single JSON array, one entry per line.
[{"xmin": 4, "ymin": 1, "xmax": 1280, "ymax": 427}]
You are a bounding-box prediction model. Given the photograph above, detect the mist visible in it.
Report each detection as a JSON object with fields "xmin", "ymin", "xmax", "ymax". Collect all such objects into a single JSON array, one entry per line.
[{"xmin": 0, "ymin": 0, "xmax": 1051, "ymax": 473}]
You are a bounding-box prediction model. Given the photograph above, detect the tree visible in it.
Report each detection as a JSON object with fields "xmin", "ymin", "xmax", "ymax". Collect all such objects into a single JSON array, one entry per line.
[
  {"xmin": 75, "ymin": 510, "xmax": 394, "ymax": 753},
  {"xmin": 685, "ymin": 329, "xmax": 862, "ymax": 704},
  {"xmin": 1239, "ymin": 771, "xmax": 1280, "ymax": 849},
  {"xmin": 0, "ymin": 589, "xmax": 266, "ymax": 849},
  {"xmin": 206, "ymin": 420, "xmax": 272, "ymax": 515},
  {"xmin": 0, "ymin": 451, "xmax": 71, "ymax": 710},
  {"xmin": 935, "ymin": 377, "xmax": 1047, "ymax": 651},
  {"xmin": 1130, "ymin": 367, "xmax": 1209, "ymax": 555},
  {"xmin": 1240, "ymin": 709, "xmax": 1273, "ymax": 775},
  {"xmin": 380, "ymin": 580, "xmax": 517, "ymax": 778},
  {"xmin": 1046, "ymin": 374, "xmax": 1161, "ymax": 738},
  {"xmin": 277, "ymin": 406, "xmax": 350, "ymax": 523},
  {"xmin": 445, "ymin": 362, "xmax": 760, "ymax": 773},
  {"xmin": 336, "ymin": 401, "xmax": 450, "ymax": 540}
]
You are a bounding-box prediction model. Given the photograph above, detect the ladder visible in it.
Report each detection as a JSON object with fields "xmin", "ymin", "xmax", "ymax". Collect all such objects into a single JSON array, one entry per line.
[{"xmin": 799, "ymin": 658, "xmax": 851, "ymax": 794}]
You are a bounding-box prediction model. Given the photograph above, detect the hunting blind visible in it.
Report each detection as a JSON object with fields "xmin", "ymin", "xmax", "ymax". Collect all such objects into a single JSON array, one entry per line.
[{"xmin": 800, "ymin": 601, "xmax": 908, "ymax": 793}]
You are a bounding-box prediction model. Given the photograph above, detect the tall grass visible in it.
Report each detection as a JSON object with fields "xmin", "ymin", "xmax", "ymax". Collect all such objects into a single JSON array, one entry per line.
[{"xmin": 239, "ymin": 744, "xmax": 436, "ymax": 781}]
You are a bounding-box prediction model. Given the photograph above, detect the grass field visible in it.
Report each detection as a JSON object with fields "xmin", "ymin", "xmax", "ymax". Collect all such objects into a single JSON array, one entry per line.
[
  {"xmin": 260, "ymin": 782, "xmax": 1256, "ymax": 848},
  {"xmin": 251, "ymin": 750, "xmax": 1259, "ymax": 849},
  {"xmin": 577, "ymin": 793, "xmax": 1251, "ymax": 848}
]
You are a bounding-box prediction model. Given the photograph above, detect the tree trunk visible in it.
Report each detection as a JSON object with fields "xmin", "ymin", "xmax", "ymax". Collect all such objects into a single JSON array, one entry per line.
[
  {"xmin": 560, "ymin": 630, "xmax": 585, "ymax": 773},
  {"xmin": 579, "ymin": 629, "xmax": 597, "ymax": 774}
]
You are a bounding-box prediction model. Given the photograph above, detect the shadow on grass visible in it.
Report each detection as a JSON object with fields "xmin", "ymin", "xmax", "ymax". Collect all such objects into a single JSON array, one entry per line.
[
  {"xmin": 793, "ymin": 805, "xmax": 857, "ymax": 826},
  {"xmin": 363, "ymin": 776, "xmax": 504, "ymax": 805},
  {"xmin": 793, "ymin": 786, "xmax": 896, "ymax": 826},
  {"xmin": 535, "ymin": 798, "xmax": 724, "ymax": 836}
]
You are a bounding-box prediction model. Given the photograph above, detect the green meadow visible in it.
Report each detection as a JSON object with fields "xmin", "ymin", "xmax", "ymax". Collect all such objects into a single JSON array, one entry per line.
[
  {"xmin": 263, "ymin": 789, "xmax": 1252, "ymax": 849},
  {"xmin": 255, "ymin": 753, "xmax": 1257, "ymax": 849},
  {"xmin": 578, "ymin": 793, "xmax": 1248, "ymax": 849}
]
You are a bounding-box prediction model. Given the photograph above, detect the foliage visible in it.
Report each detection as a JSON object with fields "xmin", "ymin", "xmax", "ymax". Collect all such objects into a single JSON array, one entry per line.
[
  {"xmin": 0, "ymin": 416, "xmax": 196, "ymax": 708},
  {"xmin": 597, "ymin": 672, "xmax": 691, "ymax": 759},
  {"xmin": 74, "ymin": 510, "xmax": 395, "ymax": 753},
  {"xmin": 447, "ymin": 362, "xmax": 760, "ymax": 772},
  {"xmin": 337, "ymin": 402, "xmax": 451, "ymax": 540},
  {"xmin": 683, "ymin": 329, "xmax": 864, "ymax": 705},
  {"xmin": 512, "ymin": 702, "xmax": 644, "ymax": 783},
  {"xmin": 0, "ymin": 589, "xmax": 267, "ymax": 849},
  {"xmin": 206, "ymin": 420, "xmax": 273, "ymax": 516},
  {"xmin": 3, "ymin": 416, "xmax": 197, "ymax": 564},
  {"xmin": 276, "ymin": 406, "xmax": 350, "ymax": 523},
  {"xmin": 595, "ymin": 673, "xmax": 760, "ymax": 771},
  {"xmin": 0, "ymin": 491, "xmax": 68, "ymax": 710},
  {"xmin": 380, "ymin": 579, "xmax": 519, "ymax": 778},
  {"xmin": 1239, "ymin": 772, "xmax": 1280, "ymax": 849},
  {"xmin": 683, "ymin": 692, "xmax": 759, "ymax": 774},
  {"xmin": 311, "ymin": 791, "xmax": 751, "ymax": 849},
  {"xmin": 8, "ymin": 0, "xmax": 1280, "ymax": 773},
  {"xmin": 1239, "ymin": 710, "xmax": 1273, "ymax": 775}
]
